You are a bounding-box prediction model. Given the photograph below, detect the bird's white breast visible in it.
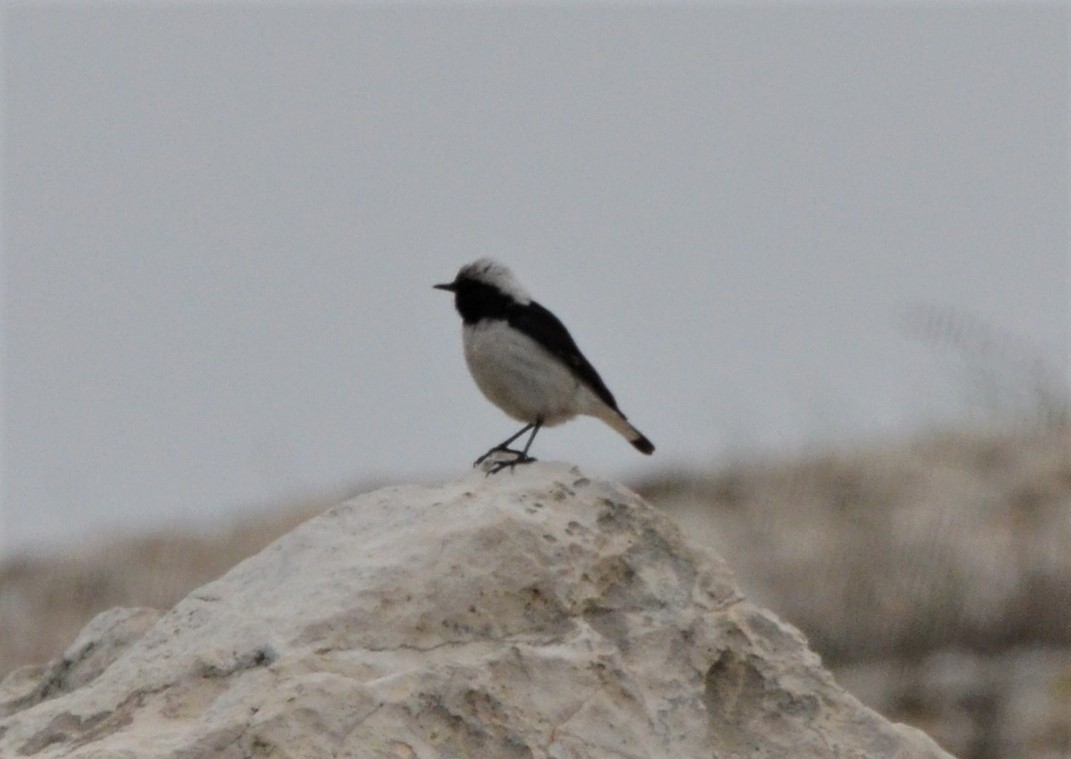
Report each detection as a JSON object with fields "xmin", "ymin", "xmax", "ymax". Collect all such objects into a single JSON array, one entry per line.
[{"xmin": 462, "ymin": 319, "xmax": 593, "ymax": 426}]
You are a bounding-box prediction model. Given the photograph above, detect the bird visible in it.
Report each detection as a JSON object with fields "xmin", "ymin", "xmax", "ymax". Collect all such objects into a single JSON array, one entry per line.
[{"xmin": 434, "ymin": 258, "xmax": 654, "ymax": 474}]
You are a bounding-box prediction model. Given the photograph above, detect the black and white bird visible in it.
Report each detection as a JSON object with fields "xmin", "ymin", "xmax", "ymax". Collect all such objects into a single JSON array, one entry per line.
[{"xmin": 435, "ymin": 258, "xmax": 654, "ymax": 474}]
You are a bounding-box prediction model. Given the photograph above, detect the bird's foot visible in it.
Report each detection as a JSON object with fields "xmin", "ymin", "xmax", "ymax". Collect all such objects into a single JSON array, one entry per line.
[
  {"xmin": 474, "ymin": 446, "xmax": 525, "ymax": 467},
  {"xmin": 474, "ymin": 448, "xmax": 537, "ymax": 476},
  {"xmin": 485, "ymin": 453, "xmax": 537, "ymax": 476}
]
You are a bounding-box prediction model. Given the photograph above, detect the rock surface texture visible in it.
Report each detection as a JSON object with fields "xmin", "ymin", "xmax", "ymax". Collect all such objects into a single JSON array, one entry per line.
[{"xmin": 0, "ymin": 463, "xmax": 953, "ymax": 758}]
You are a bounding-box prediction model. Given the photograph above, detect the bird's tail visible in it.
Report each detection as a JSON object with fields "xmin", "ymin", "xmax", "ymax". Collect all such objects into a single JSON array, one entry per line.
[{"xmin": 594, "ymin": 406, "xmax": 655, "ymax": 455}]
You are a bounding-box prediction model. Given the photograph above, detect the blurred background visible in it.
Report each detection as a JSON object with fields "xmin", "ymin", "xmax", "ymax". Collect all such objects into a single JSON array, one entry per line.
[{"xmin": 2, "ymin": 4, "xmax": 1068, "ymax": 758}]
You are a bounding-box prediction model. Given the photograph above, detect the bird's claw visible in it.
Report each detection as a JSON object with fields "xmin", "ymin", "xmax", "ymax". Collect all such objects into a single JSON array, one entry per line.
[
  {"xmin": 473, "ymin": 446, "xmax": 523, "ymax": 467},
  {"xmin": 486, "ymin": 454, "xmax": 536, "ymax": 476},
  {"xmin": 474, "ymin": 449, "xmax": 537, "ymax": 476}
]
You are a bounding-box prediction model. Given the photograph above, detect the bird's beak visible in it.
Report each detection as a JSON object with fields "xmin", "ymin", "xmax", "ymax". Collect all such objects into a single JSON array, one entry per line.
[{"xmin": 433, "ymin": 282, "xmax": 457, "ymax": 292}]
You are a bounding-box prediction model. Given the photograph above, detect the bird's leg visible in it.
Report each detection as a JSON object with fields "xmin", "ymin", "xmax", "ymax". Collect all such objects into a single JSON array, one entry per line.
[
  {"xmin": 485, "ymin": 421, "xmax": 543, "ymax": 476},
  {"xmin": 518, "ymin": 421, "xmax": 542, "ymax": 461},
  {"xmin": 474, "ymin": 423, "xmax": 533, "ymax": 467}
]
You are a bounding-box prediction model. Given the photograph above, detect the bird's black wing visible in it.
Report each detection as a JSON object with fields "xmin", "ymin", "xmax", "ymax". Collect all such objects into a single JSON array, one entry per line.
[{"xmin": 507, "ymin": 300, "xmax": 620, "ymax": 412}]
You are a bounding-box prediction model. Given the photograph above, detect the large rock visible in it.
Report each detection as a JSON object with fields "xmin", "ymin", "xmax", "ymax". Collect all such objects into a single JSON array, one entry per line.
[{"xmin": 0, "ymin": 463, "xmax": 953, "ymax": 758}]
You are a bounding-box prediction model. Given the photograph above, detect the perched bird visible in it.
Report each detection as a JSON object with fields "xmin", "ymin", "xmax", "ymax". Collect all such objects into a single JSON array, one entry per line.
[{"xmin": 435, "ymin": 258, "xmax": 654, "ymax": 474}]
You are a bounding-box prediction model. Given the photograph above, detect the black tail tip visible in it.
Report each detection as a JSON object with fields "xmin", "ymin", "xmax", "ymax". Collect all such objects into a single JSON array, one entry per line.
[{"xmin": 631, "ymin": 434, "xmax": 655, "ymax": 455}]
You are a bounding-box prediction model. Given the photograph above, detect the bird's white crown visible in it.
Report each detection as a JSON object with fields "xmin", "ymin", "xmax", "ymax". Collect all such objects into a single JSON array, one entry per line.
[{"xmin": 457, "ymin": 258, "xmax": 531, "ymax": 304}]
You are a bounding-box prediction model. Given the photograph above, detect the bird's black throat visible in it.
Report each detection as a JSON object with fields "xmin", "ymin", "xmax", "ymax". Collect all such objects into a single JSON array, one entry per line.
[{"xmin": 451, "ymin": 279, "xmax": 515, "ymax": 325}]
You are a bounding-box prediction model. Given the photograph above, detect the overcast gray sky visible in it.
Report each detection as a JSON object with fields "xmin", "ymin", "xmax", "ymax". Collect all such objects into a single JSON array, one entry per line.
[{"xmin": 3, "ymin": 4, "xmax": 1068, "ymax": 556}]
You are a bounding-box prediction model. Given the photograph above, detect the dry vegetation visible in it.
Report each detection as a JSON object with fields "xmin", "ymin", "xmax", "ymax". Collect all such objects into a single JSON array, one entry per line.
[
  {"xmin": 639, "ymin": 425, "xmax": 1071, "ymax": 662},
  {"xmin": 1, "ymin": 423, "xmax": 1068, "ymax": 759}
]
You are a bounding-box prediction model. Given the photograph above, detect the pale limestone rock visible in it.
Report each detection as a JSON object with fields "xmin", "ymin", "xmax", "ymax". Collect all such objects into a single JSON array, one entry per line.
[
  {"xmin": 0, "ymin": 606, "xmax": 162, "ymax": 719},
  {"xmin": 0, "ymin": 463, "xmax": 953, "ymax": 758}
]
